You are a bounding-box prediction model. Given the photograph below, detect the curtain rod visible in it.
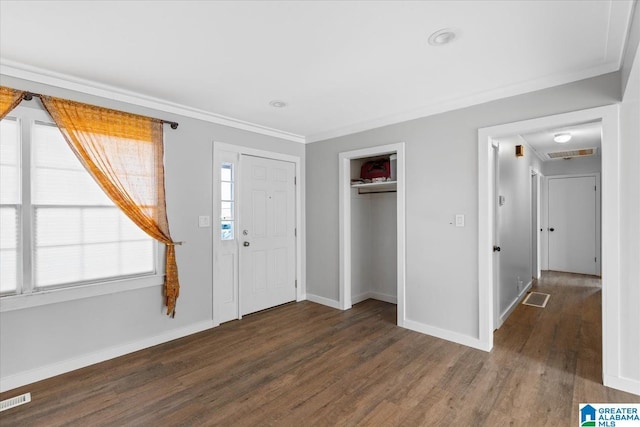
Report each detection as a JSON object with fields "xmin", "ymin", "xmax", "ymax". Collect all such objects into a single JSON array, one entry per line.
[{"xmin": 22, "ymin": 92, "xmax": 179, "ymax": 129}]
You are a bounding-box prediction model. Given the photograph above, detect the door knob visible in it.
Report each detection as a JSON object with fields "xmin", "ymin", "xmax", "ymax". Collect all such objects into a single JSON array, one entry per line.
[
  {"xmin": 243, "ymin": 241, "xmax": 250, "ymax": 247},
  {"xmin": 493, "ymin": 246, "xmax": 501, "ymax": 252},
  {"xmin": 549, "ymin": 227, "xmax": 555, "ymax": 232}
]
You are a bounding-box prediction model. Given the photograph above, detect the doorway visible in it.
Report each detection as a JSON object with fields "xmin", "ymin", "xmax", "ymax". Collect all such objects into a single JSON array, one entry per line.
[
  {"xmin": 478, "ymin": 105, "xmax": 621, "ymax": 387},
  {"xmin": 212, "ymin": 142, "xmax": 303, "ymax": 325},
  {"xmin": 491, "ymin": 137, "xmax": 541, "ymax": 329},
  {"xmin": 338, "ymin": 143, "xmax": 406, "ymax": 326}
]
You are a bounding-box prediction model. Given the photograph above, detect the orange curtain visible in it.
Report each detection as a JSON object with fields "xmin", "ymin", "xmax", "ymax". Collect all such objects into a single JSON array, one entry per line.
[
  {"xmin": 0, "ymin": 86, "xmax": 25, "ymax": 119},
  {"xmin": 40, "ymin": 95, "xmax": 180, "ymax": 316}
]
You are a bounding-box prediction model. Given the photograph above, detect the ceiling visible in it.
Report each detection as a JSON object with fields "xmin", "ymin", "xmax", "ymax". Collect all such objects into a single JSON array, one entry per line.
[
  {"xmin": 520, "ymin": 121, "xmax": 602, "ymax": 161},
  {"xmin": 0, "ymin": 1, "xmax": 635, "ymax": 143}
]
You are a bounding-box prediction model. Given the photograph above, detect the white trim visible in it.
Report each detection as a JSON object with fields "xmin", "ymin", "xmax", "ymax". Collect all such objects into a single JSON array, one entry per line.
[
  {"xmin": 478, "ymin": 104, "xmax": 622, "ymax": 390},
  {"xmin": 403, "ymin": 319, "xmax": 492, "ymax": 352},
  {"xmin": 305, "ymin": 293, "xmax": 342, "ymax": 310},
  {"xmin": 350, "ymin": 292, "xmax": 369, "ymax": 305},
  {"xmin": 603, "ymin": 375, "xmax": 640, "ymax": 396},
  {"xmin": 338, "ymin": 143, "xmax": 406, "ymax": 326},
  {"xmin": 306, "ymin": 63, "xmax": 620, "ymax": 144},
  {"xmin": 369, "ymin": 292, "xmax": 398, "ymax": 305},
  {"xmin": 0, "ymin": 277, "xmax": 164, "ymax": 313},
  {"xmin": 532, "ymin": 169, "xmax": 543, "ymax": 280},
  {"xmin": 0, "ymin": 60, "xmax": 305, "ymax": 144},
  {"xmin": 351, "ymin": 292, "xmax": 398, "ymax": 305},
  {"xmin": 499, "ymin": 280, "xmax": 533, "ymax": 327},
  {"xmin": 212, "ymin": 142, "xmax": 305, "ymax": 324},
  {"xmin": 0, "ymin": 320, "xmax": 216, "ymax": 393}
]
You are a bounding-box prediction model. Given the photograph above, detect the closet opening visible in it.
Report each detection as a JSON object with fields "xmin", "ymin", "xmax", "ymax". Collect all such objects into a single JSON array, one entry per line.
[
  {"xmin": 339, "ymin": 143, "xmax": 406, "ymax": 327},
  {"xmin": 350, "ymin": 155, "xmax": 397, "ymax": 305}
]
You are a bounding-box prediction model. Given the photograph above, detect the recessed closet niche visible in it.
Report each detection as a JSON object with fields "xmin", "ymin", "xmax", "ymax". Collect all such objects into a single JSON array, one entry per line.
[{"xmin": 350, "ymin": 155, "xmax": 397, "ymax": 304}]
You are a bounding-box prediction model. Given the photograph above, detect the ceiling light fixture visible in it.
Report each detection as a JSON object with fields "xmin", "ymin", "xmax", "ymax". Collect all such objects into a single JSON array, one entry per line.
[
  {"xmin": 553, "ymin": 133, "xmax": 572, "ymax": 143},
  {"xmin": 269, "ymin": 100, "xmax": 287, "ymax": 108},
  {"xmin": 428, "ymin": 29, "xmax": 456, "ymax": 46}
]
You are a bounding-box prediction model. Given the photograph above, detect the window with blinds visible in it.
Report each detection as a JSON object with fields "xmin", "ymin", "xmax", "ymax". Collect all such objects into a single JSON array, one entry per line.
[{"xmin": 0, "ymin": 106, "xmax": 155, "ymax": 296}]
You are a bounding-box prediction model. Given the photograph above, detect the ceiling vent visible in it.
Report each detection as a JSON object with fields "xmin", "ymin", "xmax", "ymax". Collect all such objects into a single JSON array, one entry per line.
[{"xmin": 547, "ymin": 148, "xmax": 596, "ymax": 159}]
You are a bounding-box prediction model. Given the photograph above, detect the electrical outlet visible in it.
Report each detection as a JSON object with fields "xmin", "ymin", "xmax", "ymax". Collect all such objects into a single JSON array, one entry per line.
[{"xmin": 455, "ymin": 214, "xmax": 465, "ymax": 227}]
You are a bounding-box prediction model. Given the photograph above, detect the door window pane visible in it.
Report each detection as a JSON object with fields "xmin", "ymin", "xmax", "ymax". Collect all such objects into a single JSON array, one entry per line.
[{"xmin": 221, "ymin": 162, "xmax": 234, "ymax": 241}]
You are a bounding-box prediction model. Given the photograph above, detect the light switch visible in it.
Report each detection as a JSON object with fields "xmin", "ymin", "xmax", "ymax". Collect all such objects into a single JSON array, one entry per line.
[
  {"xmin": 198, "ymin": 216, "xmax": 210, "ymax": 228},
  {"xmin": 455, "ymin": 214, "xmax": 465, "ymax": 227}
]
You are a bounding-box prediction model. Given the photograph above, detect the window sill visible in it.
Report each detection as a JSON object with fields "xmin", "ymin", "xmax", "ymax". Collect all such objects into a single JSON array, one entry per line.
[{"xmin": 0, "ymin": 275, "xmax": 164, "ymax": 313}]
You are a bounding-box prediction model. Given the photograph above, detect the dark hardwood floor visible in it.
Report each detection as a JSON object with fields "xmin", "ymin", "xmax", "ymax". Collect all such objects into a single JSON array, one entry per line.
[{"xmin": 1, "ymin": 271, "xmax": 638, "ymax": 426}]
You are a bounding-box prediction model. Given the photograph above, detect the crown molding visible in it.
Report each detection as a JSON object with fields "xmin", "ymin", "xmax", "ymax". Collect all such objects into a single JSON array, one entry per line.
[
  {"xmin": 305, "ymin": 61, "xmax": 620, "ymax": 143},
  {"xmin": 0, "ymin": 59, "xmax": 306, "ymax": 144}
]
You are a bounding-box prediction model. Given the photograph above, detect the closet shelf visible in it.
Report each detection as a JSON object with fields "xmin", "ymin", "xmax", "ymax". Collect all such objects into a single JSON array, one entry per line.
[{"xmin": 351, "ymin": 181, "xmax": 397, "ymax": 193}]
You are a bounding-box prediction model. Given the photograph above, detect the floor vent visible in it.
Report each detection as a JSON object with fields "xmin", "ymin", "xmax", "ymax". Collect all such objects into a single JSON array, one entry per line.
[
  {"xmin": 522, "ymin": 292, "xmax": 550, "ymax": 308},
  {"xmin": 0, "ymin": 392, "xmax": 31, "ymax": 412}
]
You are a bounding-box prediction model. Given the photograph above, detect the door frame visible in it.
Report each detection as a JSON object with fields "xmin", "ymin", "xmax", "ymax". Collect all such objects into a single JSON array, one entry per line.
[
  {"xmin": 531, "ymin": 167, "xmax": 542, "ymax": 281},
  {"xmin": 338, "ymin": 142, "xmax": 406, "ymax": 325},
  {"xmin": 478, "ymin": 104, "xmax": 620, "ymax": 387},
  {"xmin": 544, "ymin": 173, "xmax": 601, "ymax": 275},
  {"xmin": 492, "ymin": 141, "xmax": 501, "ymax": 330},
  {"xmin": 212, "ymin": 142, "xmax": 304, "ymax": 326}
]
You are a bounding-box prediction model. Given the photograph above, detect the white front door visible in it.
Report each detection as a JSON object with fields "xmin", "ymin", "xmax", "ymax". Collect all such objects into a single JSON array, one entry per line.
[
  {"xmin": 548, "ymin": 176, "xmax": 597, "ymax": 275},
  {"xmin": 239, "ymin": 155, "xmax": 296, "ymax": 315}
]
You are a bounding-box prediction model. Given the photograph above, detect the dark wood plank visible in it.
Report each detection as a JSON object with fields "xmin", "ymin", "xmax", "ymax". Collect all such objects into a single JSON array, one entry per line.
[{"xmin": 1, "ymin": 272, "xmax": 638, "ymax": 425}]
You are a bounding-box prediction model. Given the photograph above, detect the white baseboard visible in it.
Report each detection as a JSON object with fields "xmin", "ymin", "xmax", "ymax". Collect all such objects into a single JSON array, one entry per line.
[
  {"xmin": 604, "ymin": 374, "xmax": 640, "ymax": 396},
  {"xmin": 350, "ymin": 292, "xmax": 398, "ymax": 305},
  {"xmin": 403, "ymin": 318, "xmax": 491, "ymax": 352},
  {"xmin": 0, "ymin": 320, "xmax": 216, "ymax": 393},
  {"xmin": 369, "ymin": 292, "xmax": 397, "ymax": 304},
  {"xmin": 498, "ymin": 280, "xmax": 533, "ymax": 327},
  {"xmin": 306, "ymin": 293, "xmax": 342, "ymax": 310},
  {"xmin": 351, "ymin": 292, "xmax": 370, "ymax": 305}
]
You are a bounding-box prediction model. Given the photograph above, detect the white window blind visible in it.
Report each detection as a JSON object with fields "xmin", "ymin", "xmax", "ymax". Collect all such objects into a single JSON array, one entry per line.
[{"xmin": 0, "ymin": 118, "xmax": 20, "ymax": 294}]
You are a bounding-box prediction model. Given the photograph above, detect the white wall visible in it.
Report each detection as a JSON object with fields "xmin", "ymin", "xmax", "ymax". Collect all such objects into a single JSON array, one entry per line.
[
  {"xmin": 619, "ymin": 45, "xmax": 640, "ymax": 386},
  {"xmin": 542, "ymin": 155, "xmax": 601, "ymax": 176},
  {"xmin": 350, "ymin": 188, "xmax": 372, "ymax": 301},
  {"xmin": 369, "ymin": 192, "xmax": 397, "ymax": 300},
  {"xmin": 306, "ymin": 72, "xmax": 621, "ymax": 341},
  {"xmin": 0, "ymin": 75, "xmax": 305, "ymax": 390},
  {"xmin": 350, "ymin": 188, "xmax": 397, "ymax": 303},
  {"xmin": 496, "ymin": 137, "xmax": 541, "ymax": 320}
]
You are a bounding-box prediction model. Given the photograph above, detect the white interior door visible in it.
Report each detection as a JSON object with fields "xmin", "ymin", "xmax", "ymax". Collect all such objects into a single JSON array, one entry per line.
[
  {"xmin": 548, "ymin": 176, "xmax": 597, "ymax": 275},
  {"xmin": 239, "ymin": 155, "xmax": 296, "ymax": 315}
]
